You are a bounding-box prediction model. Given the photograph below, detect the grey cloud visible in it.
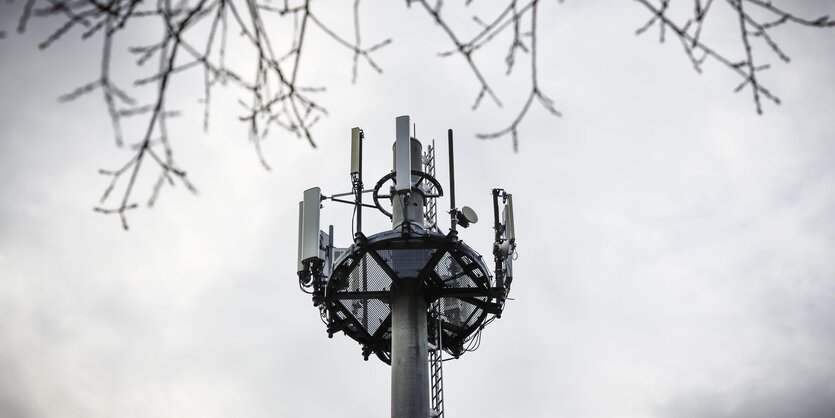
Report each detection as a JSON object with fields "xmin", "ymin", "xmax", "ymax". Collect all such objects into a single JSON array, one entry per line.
[
  {"xmin": 0, "ymin": 364, "xmax": 35, "ymax": 418},
  {"xmin": 2, "ymin": 1, "xmax": 835, "ymax": 418},
  {"xmin": 659, "ymin": 374, "xmax": 835, "ymax": 418}
]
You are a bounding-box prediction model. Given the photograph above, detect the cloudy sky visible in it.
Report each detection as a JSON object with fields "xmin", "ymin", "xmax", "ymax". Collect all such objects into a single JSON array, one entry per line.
[{"xmin": 2, "ymin": 1, "xmax": 834, "ymax": 417}]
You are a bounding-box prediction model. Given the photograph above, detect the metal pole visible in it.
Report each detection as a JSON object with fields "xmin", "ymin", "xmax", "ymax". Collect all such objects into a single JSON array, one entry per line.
[
  {"xmin": 492, "ymin": 189, "xmax": 503, "ymax": 289},
  {"xmin": 448, "ymin": 129, "xmax": 457, "ymax": 232},
  {"xmin": 390, "ymin": 133, "xmax": 430, "ymax": 418},
  {"xmin": 391, "ymin": 279, "xmax": 429, "ymax": 418},
  {"xmin": 357, "ymin": 130, "xmax": 363, "ymax": 236},
  {"xmin": 358, "ymin": 130, "xmax": 368, "ymax": 329}
]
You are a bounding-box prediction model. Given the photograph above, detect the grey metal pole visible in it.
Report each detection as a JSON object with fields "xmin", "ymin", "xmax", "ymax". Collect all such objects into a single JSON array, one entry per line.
[
  {"xmin": 390, "ymin": 132, "xmax": 430, "ymax": 418},
  {"xmin": 391, "ymin": 280, "xmax": 429, "ymax": 418},
  {"xmin": 448, "ymin": 129, "xmax": 457, "ymax": 233}
]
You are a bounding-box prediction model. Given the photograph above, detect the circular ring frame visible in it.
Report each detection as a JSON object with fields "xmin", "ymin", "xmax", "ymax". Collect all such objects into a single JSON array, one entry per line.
[{"xmin": 372, "ymin": 170, "xmax": 444, "ymax": 219}]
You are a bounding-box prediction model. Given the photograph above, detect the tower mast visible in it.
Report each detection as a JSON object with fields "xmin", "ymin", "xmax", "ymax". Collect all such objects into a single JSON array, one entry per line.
[{"xmin": 296, "ymin": 115, "xmax": 518, "ymax": 418}]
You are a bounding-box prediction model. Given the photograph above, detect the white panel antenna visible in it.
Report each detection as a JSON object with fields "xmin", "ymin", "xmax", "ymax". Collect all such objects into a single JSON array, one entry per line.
[
  {"xmin": 351, "ymin": 127, "xmax": 361, "ymax": 175},
  {"xmin": 395, "ymin": 115, "xmax": 412, "ymax": 193},
  {"xmin": 301, "ymin": 187, "xmax": 322, "ymax": 262},
  {"xmin": 297, "ymin": 201, "xmax": 304, "ymax": 273},
  {"xmin": 504, "ymin": 194, "xmax": 515, "ymax": 242}
]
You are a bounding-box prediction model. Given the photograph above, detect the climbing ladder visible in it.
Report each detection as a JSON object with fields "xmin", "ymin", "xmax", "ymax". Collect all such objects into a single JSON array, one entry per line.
[
  {"xmin": 424, "ymin": 141, "xmax": 445, "ymax": 418},
  {"xmin": 429, "ymin": 301, "xmax": 445, "ymax": 418},
  {"xmin": 423, "ymin": 141, "xmax": 440, "ymax": 232}
]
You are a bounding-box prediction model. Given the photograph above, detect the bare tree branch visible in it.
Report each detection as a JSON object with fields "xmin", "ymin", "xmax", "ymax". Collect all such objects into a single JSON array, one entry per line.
[
  {"xmin": 635, "ymin": 0, "xmax": 834, "ymax": 114},
  {"xmin": 11, "ymin": 0, "xmax": 390, "ymax": 229},
  {"xmin": 412, "ymin": 0, "xmax": 561, "ymax": 151},
  {"xmin": 4, "ymin": 0, "xmax": 833, "ymax": 228}
]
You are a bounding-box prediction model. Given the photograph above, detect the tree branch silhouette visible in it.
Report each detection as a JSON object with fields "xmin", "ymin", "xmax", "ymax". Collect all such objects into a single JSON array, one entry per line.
[
  {"xmin": 635, "ymin": 0, "xmax": 834, "ymax": 114},
  {"xmin": 412, "ymin": 0, "xmax": 561, "ymax": 152},
  {"xmin": 10, "ymin": 0, "xmax": 390, "ymax": 229},
  {"xmin": 4, "ymin": 0, "xmax": 833, "ymax": 228}
]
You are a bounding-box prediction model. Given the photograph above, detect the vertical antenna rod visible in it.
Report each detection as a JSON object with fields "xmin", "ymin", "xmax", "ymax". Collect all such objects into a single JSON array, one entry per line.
[
  {"xmin": 358, "ymin": 130, "xmax": 363, "ymax": 236},
  {"xmin": 448, "ymin": 129, "xmax": 457, "ymax": 232},
  {"xmin": 492, "ymin": 189, "xmax": 502, "ymax": 243},
  {"xmin": 351, "ymin": 127, "xmax": 364, "ymax": 237},
  {"xmin": 492, "ymin": 189, "xmax": 503, "ymax": 289}
]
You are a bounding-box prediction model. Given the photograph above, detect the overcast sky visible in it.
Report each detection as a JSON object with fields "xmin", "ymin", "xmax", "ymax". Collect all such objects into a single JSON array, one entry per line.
[{"xmin": 1, "ymin": 1, "xmax": 834, "ymax": 417}]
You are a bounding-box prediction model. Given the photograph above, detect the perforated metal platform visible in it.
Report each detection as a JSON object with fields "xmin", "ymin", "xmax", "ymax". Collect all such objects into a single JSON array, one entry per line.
[{"xmin": 322, "ymin": 227, "xmax": 502, "ymax": 363}]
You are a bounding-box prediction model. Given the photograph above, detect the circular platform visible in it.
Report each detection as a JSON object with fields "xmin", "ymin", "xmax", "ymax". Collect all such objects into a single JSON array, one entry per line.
[{"xmin": 323, "ymin": 228, "xmax": 501, "ymax": 363}]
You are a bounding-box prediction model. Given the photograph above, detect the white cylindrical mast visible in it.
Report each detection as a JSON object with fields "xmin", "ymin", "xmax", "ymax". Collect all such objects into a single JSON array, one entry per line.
[{"xmin": 390, "ymin": 115, "xmax": 430, "ymax": 418}]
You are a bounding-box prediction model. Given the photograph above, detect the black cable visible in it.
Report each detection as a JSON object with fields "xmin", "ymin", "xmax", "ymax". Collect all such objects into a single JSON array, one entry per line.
[
  {"xmin": 299, "ymin": 279, "xmax": 313, "ymax": 294},
  {"xmin": 352, "ymin": 202, "xmax": 357, "ymax": 238}
]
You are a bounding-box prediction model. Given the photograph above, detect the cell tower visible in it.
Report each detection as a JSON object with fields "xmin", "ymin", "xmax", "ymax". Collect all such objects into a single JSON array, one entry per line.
[{"xmin": 297, "ymin": 115, "xmax": 517, "ymax": 418}]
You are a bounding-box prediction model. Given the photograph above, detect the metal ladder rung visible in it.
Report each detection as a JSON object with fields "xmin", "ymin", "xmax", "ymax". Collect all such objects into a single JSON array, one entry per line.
[{"xmin": 425, "ymin": 142, "xmax": 445, "ymax": 418}]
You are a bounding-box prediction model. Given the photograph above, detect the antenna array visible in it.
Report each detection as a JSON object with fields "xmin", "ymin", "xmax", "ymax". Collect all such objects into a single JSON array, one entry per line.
[{"xmin": 296, "ymin": 115, "xmax": 518, "ymax": 418}]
